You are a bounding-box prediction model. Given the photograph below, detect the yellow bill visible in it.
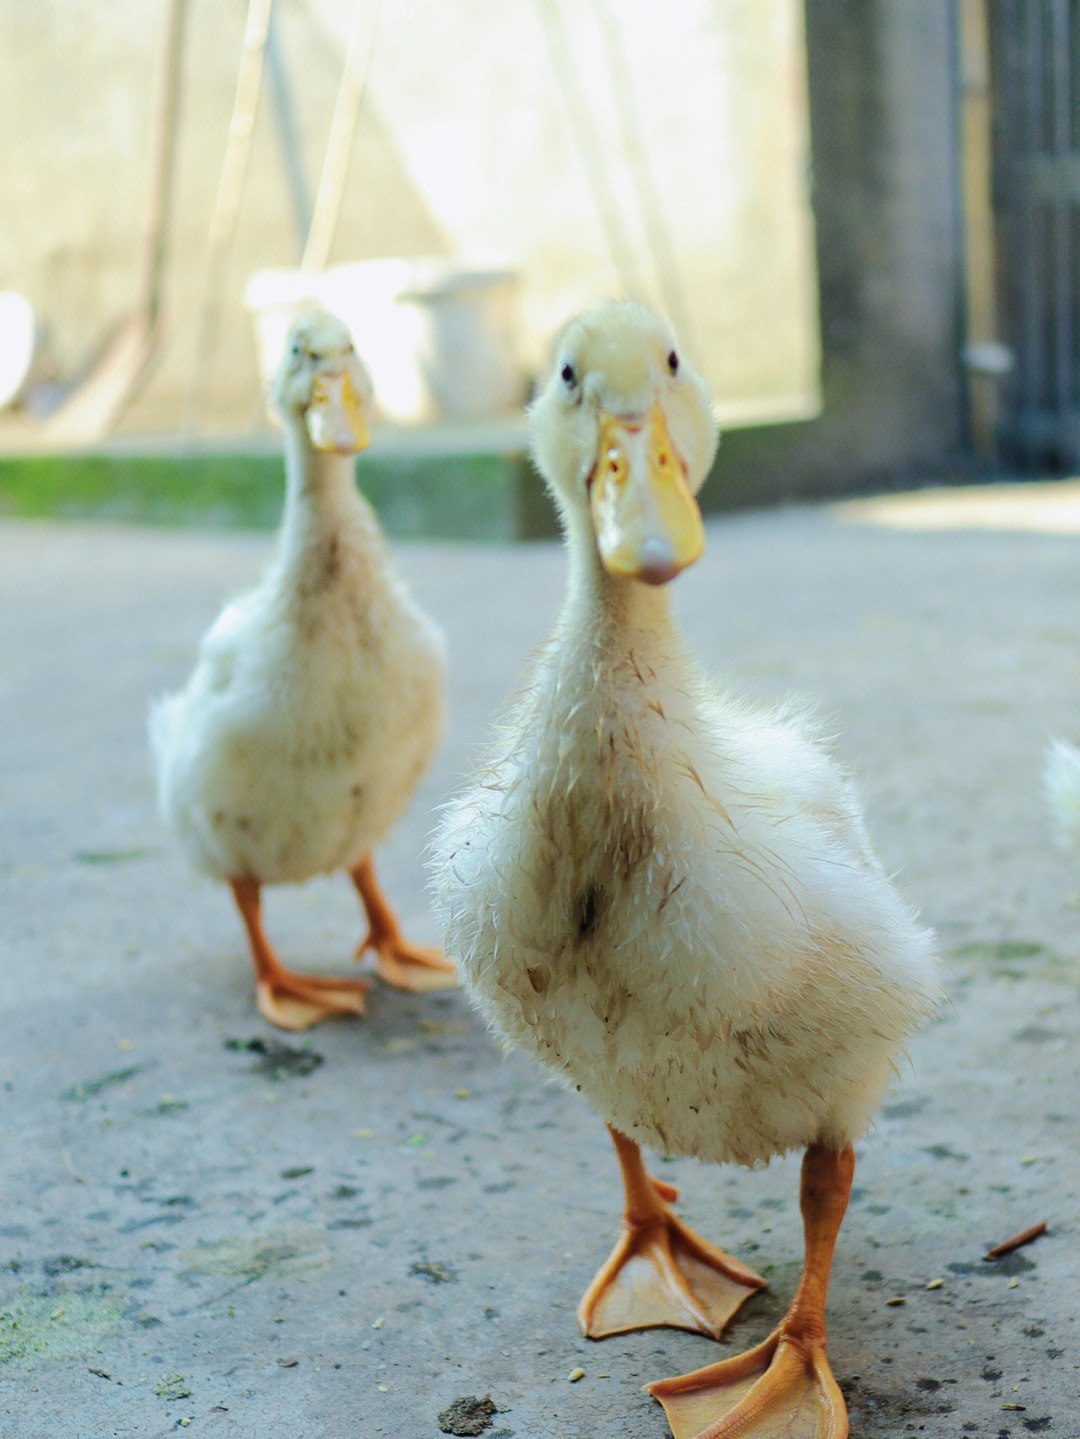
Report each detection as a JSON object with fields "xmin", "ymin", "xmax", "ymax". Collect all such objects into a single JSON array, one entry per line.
[
  {"xmin": 590, "ymin": 403, "xmax": 704, "ymax": 584},
  {"xmin": 306, "ymin": 370, "xmax": 371, "ymax": 454}
]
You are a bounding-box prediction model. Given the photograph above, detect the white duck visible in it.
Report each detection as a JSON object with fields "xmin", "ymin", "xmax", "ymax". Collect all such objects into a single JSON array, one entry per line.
[
  {"xmin": 1044, "ymin": 738, "xmax": 1080, "ymax": 857},
  {"xmin": 430, "ymin": 301, "xmax": 940, "ymax": 1438},
  {"xmin": 152, "ymin": 308, "xmax": 454, "ymax": 1030}
]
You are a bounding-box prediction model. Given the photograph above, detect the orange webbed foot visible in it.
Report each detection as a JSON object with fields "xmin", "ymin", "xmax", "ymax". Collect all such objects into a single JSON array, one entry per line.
[
  {"xmin": 580, "ymin": 1129, "xmax": 765, "ymax": 1339},
  {"xmin": 578, "ymin": 1203, "xmax": 766, "ymax": 1340},
  {"xmin": 255, "ymin": 971, "xmax": 370, "ymax": 1031},
  {"xmin": 647, "ymin": 1143, "xmax": 857, "ymax": 1438},
  {"xmin": 647, "ymin": 1330, "xmax": 847, "ymax": 1438},
  {"xmin": 230, "ymin": 876, "xmax": 371, "ymax": 1031},
  {"xmin": 351, "ymin": 854, "xmax": 457, "ymax": 992},
  {"xmin": 364, "ymin": 934, "xmax": 457, "ymax": 992}
]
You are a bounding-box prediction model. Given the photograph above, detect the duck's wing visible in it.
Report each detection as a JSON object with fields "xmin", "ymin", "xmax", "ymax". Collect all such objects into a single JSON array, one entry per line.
[
  {"xmin": 148, "ymin": 586, "xmax": 268, "ymax": 774},
  {"xmin": 193, "ymin": 589, "xmax": 267, "ymax": 690}
]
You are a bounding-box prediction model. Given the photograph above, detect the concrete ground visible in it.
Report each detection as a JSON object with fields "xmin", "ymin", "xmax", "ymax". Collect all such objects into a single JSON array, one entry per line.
[{"xmin": 2, "ymin": 486, "xmax": 1078, "ymax": 1438}]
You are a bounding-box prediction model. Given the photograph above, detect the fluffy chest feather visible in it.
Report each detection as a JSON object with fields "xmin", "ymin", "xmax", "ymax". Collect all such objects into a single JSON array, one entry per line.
[
  {"xmin": 156, "ymin": 521, "xmax": 445, "ymax": 883},
  {"xmin": 432, "ymin": 614, "xmax": 938, "ymax": 1167}
]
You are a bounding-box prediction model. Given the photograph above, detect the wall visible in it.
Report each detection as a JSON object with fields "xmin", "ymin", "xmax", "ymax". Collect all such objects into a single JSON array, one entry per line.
[
  {"xmin": 705, "ymin": 0, "xmax": 968, "ymax": 507},
  {"xmin": 0, "ymin": 0, "xmax": 821, "ymax": 441}
]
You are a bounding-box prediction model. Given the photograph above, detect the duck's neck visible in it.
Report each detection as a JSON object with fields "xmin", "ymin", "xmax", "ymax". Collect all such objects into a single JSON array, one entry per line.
[
  {"xmin": 557, "ymin": 522, "xmax": 678, "ymax": 659},
  {"xmin": 272, "ymin": 424, "xmax": 375, "ymax": 577}
]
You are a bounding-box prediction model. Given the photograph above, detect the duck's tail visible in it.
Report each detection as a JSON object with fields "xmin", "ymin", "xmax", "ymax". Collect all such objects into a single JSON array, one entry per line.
[{"xmin": 1044, "ymin": 738, "xmax": 1080, "ymax": 855}]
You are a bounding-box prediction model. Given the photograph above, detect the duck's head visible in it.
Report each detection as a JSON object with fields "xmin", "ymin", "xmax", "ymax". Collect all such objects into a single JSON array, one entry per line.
[
  {"xmin": 530, "ymin": 301, "xmax": 718, "ymax": 585},
  {"xmin": 272, "ymin": 308, "xmax": 374, "ymax": 455}
]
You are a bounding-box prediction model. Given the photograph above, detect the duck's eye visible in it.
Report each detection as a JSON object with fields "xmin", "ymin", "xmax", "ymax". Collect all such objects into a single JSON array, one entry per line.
[
  {"xmin": 667, "ymin": 350, "xmax": 679, "ymax": 375},
  {"xmin": 560, "ymin": 362, "xmax": 576, "ymax": 388}
]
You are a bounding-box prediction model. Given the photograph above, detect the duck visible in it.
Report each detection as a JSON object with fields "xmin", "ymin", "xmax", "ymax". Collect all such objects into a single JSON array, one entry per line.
[
  {"xmin": 151, "ymin": 307, "xmax": 455, "ymax": 1030},
  {"xmin": 429, "ymin": 300, "xmax": 940, "ymax": 1438},
  {"xmin": 1044, "ymin": 738, "xmax": 1080, "ymax": 857}
]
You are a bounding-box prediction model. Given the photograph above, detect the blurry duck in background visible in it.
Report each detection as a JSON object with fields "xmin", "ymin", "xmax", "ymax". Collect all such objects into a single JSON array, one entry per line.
[
  {"xmin": 1044, "ymin": 738, "xmax": 1080, "ymax": 858},
  {"xmin": 430, "ymin": 301, "xmax": 940, "ymax": 1437},
  {"xmin": 151, "ymin": 308, "xmax": 455, "ymax": 1030}
]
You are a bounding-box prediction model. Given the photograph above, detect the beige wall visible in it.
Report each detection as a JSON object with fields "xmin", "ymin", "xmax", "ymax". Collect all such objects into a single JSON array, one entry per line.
[
  {"xmin": 306, "ymin": 0, "xmax": 821, "ymax": 422},
  {"xmin": 0, "ymin": 0, "xmax": 819, "ymax": 438}
]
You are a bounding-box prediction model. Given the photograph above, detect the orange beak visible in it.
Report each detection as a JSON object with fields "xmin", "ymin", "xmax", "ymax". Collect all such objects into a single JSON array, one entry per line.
[
  {"xmin": 306, "ymin": 370, "xmax": 371, "ymax": 454},
  {"xmin": 589, "ymin": 403, "xmax": 704, "ymax": 584}
]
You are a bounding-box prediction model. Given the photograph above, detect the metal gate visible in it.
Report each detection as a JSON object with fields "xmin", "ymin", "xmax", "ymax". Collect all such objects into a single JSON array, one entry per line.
[{"xmin": 990, "ymin": 2, "xmax": 1080, "ymax": 468}]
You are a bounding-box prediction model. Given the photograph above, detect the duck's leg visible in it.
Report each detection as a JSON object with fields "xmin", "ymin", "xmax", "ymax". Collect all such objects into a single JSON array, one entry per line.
[
  {"xmin": 350, "ymin": 854, "xmax": 456, "ymax": 991},
  {"xmin": 578, "ymin": 1127, "xmax": 766, "ymax": 1340},
  {"xmin": 229, "ymin": 877, "xmax": 370, "ymax": 1031},
  {"xmin": 647, "ymin": 1143, "xmax": 854, "ymax": 1439}
]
